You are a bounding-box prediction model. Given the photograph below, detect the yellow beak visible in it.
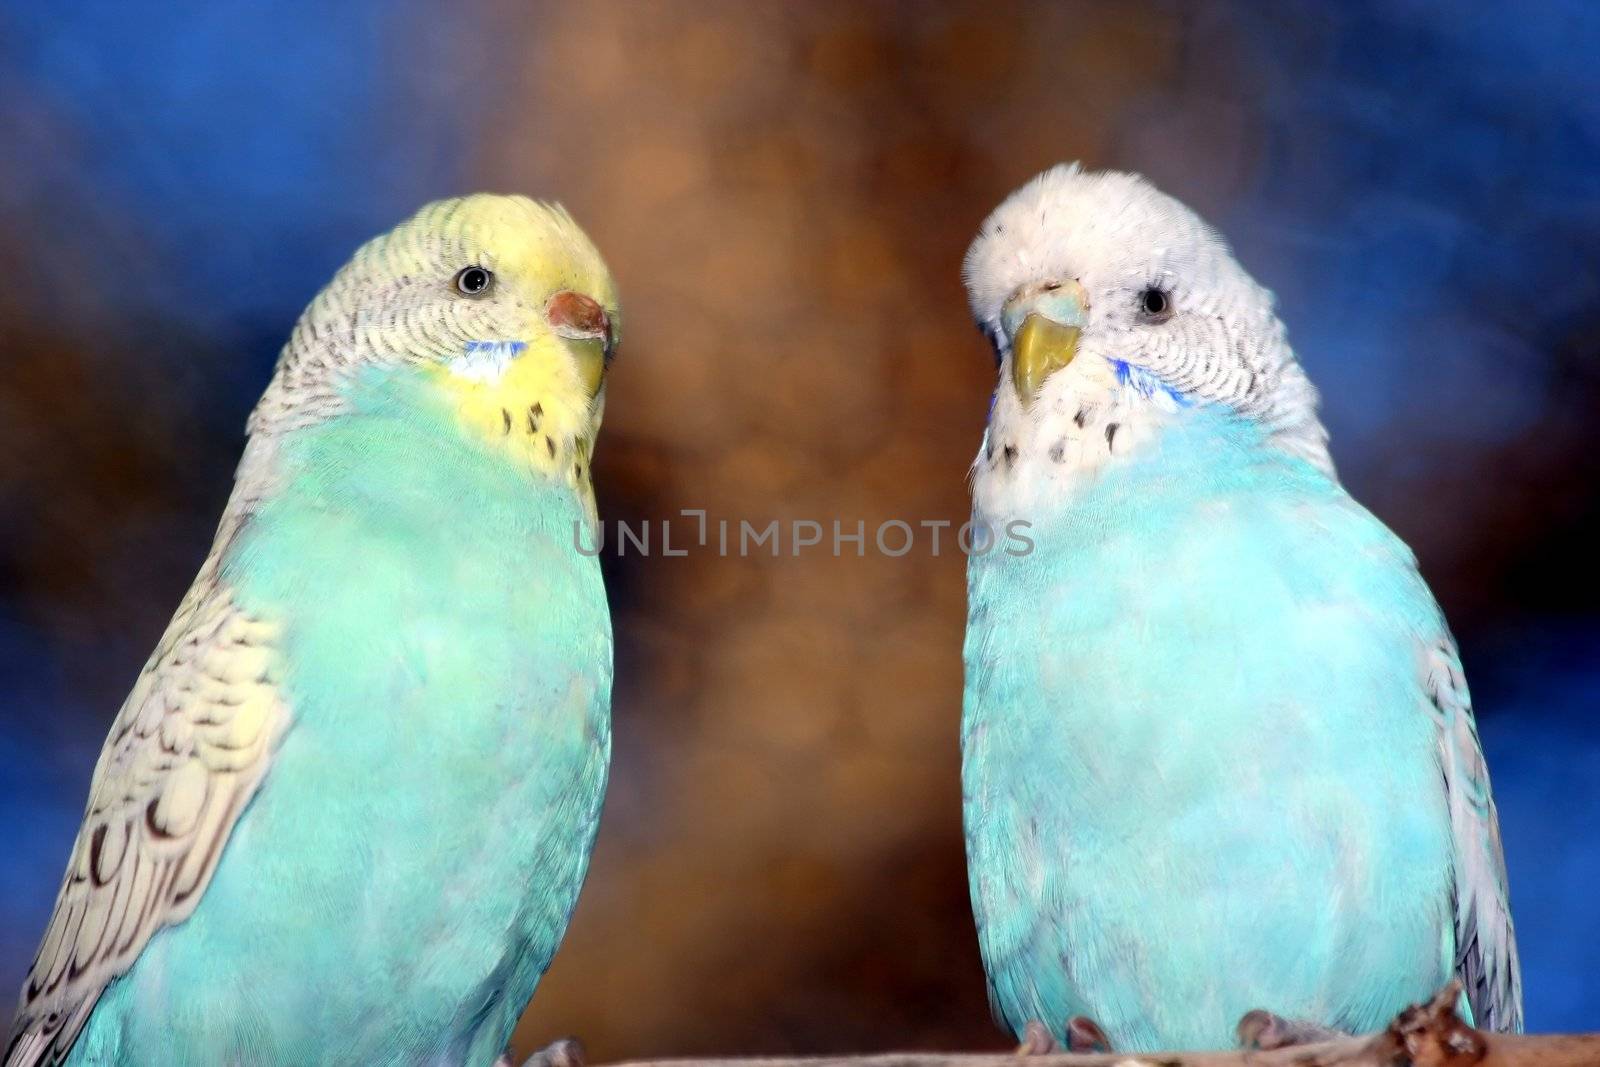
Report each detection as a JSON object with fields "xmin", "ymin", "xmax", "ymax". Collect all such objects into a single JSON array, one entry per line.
[{"xmin": 1011, "ymin": 313, "xmax": 1081, "ymax": 406}]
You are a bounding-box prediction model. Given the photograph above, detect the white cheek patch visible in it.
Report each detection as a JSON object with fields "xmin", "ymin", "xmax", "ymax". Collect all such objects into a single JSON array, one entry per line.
[
  {"xmin": 971, "ymin": 356, "xmax": 1183, "ymax": 523},
  {"xmin": 449, "ymin": 340, "xmax": 527, "ymax": 384}
]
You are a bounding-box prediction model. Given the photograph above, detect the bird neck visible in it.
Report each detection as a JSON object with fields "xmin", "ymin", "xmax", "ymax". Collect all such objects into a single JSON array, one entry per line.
[
  {"xmin": 974, "ymin": 398, "xmax": 1332, "ymax": 540},
  {"xmin": 340, "ymin": 361, "xmax": 601, "ymax": 527}
]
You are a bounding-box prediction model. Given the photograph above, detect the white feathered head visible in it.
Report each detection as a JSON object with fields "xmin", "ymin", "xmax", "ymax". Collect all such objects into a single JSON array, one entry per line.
[{"xmin": 964, "ymin": 165, "xmax": 1332, "ymax": 486}]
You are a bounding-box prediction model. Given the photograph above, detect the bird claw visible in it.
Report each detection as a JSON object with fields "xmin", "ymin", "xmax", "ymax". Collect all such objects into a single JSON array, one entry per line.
[
  {"xmin": 1014, "ymin": 1020, "xmax": 1057, "ymax": 1055},
  {"xmin": 1236, "ymin": 1010, "xmax": 1342, "ymax": 1050},
  {"xmin": 500, "ymin": 1037, "xmax": 586, "ymax": 1067},
  {"xmin": 1065, "ymin": 1015, "xmax": 1112, "ymax": 1054},
  {"xmin": 1385, "ymin": 981, "xmax": 1486, "ymax": 1066}
]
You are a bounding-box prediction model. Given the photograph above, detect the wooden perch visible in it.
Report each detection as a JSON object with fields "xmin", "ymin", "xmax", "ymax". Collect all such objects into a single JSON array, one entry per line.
[{"xmin": 585, "ymin": 986, "xmax": 1600, "ymax": 1067}]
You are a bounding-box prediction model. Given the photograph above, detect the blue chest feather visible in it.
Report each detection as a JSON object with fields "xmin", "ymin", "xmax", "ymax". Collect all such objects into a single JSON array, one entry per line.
[
  {"xmin": 963, "ymin": 408, "xmax": 1455, "ymax": 1050},
  {"xmin": 73, "ymin": 373, "xmax": 612, "ymax": 1066}
]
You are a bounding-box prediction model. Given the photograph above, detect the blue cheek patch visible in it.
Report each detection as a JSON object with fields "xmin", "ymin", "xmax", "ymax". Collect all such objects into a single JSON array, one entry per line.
[
  {"xmin": 1112, "ymin": 358, "xmax": 1188, "ymax": 407},
  {"xmin": 451, "ymin": 340, "xmax": 529, "ymax": 383},
  {"xmin": 464, "ymin": 340, "xmax": 527, "ymax": 357}
]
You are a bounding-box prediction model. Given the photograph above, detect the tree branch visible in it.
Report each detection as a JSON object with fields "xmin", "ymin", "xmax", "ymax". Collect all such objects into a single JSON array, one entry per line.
[{"xmin": 591, "ymin": 986, "xmax": 1600, "ymax": 1067}]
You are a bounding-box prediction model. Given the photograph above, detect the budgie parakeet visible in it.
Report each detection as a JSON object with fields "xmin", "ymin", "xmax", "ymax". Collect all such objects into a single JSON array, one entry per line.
[
  {"xmin": 960, "ymin": 166, "xmax": 1521, "ymax": 1052},
  {"xmin": 6, "ymin": 195, "xmax": 619, "ymax": 1067}
]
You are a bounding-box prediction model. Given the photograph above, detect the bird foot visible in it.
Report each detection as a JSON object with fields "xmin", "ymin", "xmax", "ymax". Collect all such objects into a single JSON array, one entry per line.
[
  {"xmin": 497, "ymin": 1037, "xmax": 586, "ymax": 1067},
  {"xmin": 1014, "ymin": 1020, "xmax": 1057, "ymax": 1055},
  {"xmin": 1236, "ymin": 1010, "xmax": 1343, "ymax": 1050},
  {"xmin": 1383, "ymin": 981, "xmax": 1485, "ymax": 1065},
  {"xmin": 1065, "ymin": 1016, "xmax": 1113, "ymax": 1053}
]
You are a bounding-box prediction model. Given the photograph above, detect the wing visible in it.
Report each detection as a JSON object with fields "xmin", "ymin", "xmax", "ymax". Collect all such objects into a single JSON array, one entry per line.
[
  {"xmin": 5, "ymin": 548, "xmax": 290, "ymax": 1067},
  {"xmin": 1422, "ymin": 636, "xmax": 1522, "ymax": 1033}
]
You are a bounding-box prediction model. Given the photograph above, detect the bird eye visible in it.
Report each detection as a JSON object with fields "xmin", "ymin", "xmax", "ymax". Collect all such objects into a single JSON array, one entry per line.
[
  {"xmin": 453, "ymin": 266, "xmax": 494, "ymax": 297},
  {"xmin": 1137, "ymin": 286, "xmax": 1172, "ymax": 322}
]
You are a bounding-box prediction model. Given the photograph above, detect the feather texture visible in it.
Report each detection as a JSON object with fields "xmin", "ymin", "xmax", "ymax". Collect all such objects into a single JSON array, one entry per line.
[
  {"xmin": 963, "ymin": 408, "xmax": 1520, "ymax": 1050},
  {"xmin": 961, "ymin": 167, "xmax": 1519, "ymax": 1048},
  {"xmin": 1424, "ymin": 641, "xmax": 1522, "ymax": 1031},
  {"xmin": 7, "ymin": 193, "xmax": 620, "ymax": 1066},
  {"xmin": 7, "ymin": 519, "xmax": 289, "ymax": 1066}
]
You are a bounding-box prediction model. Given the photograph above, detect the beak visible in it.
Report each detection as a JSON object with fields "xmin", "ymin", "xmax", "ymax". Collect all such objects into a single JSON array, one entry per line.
[
  {"xmin": 1004, "ymin": 280, "xmax": 1088, "ymax": 407},
  {"xmin": 546, "ymin": 291, "xmax": 615, "ymax": 398}
]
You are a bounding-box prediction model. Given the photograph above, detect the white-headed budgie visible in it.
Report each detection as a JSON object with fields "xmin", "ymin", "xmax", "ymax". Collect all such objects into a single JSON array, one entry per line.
[
  {"xmin": 6, "ymin": 195, "xmax": 618, "ymax": 1067},
  {"xmin": 960, "ymin": 166, "xmax": 1521, "ymax": 1052}
]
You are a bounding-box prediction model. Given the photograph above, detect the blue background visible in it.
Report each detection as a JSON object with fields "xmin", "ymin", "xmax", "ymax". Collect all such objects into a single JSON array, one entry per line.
[{"xmin": 0, "ymin": 0, "xmax": 1595, "ymax": 1053}]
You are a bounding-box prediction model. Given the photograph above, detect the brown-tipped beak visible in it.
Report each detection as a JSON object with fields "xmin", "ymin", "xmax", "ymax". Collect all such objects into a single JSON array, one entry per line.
[{"xmin": 546, "ymin": 290, "xmax": 615, "ymax": 396}]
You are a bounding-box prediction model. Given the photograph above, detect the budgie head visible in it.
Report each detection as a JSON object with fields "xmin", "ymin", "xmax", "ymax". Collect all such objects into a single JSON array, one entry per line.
[
  {"xmin": 963, "ymin": 165, "xmax": 1331, "ymax": 518},
  {"xmin": 251, "ymin": 194, "xmax": 619, "ymax": 494}
]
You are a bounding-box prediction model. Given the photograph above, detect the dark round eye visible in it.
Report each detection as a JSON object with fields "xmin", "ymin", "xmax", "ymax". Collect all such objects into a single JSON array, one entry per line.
[
  {"xmin": 453, "ymin": 266, "xmax": 494, "ymax": 297},
  {"xmin": 1141, "ymin": 289, "xmax": 1167, "ymax": 314},
  {"xmin": 1137, "ymin": 286, "xmax": 1172, "ymax": 321}
]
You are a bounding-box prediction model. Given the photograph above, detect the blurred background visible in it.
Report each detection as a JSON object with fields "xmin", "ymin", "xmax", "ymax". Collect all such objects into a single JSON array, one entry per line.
[{"xmin": 1, "ymin": 0, "xmax": 1597, "ymax": 1056}]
